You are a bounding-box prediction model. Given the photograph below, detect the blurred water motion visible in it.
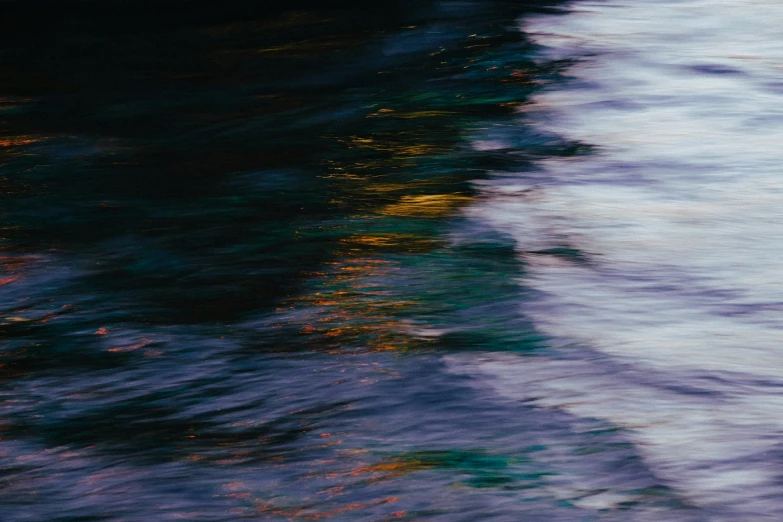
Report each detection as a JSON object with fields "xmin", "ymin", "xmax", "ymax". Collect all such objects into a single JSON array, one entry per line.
[
  {"xmin": 459, "ymin": 0, "xmax": 783, "ymax": 519},
  {"xmin": 0, "ymin": 0, "xmax": 777, "ymax": 520}
]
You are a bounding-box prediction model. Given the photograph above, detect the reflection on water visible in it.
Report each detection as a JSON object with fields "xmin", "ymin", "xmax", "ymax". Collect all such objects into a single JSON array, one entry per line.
[
  {"xmin": 0, "ymin": 0, "xmax": 772, "ymax": 519},
  {"xmin": 3, "ymin": 2, "xmax": 663, "ymax": 520}
]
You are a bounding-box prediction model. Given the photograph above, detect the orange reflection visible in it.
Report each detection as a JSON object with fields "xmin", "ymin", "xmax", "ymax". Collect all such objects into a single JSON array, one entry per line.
[
  {"xmin": 0, "ymin": 256, "xmax": 66, "ymax": 326},
  {"xmin": 0, "ymin": 274, "xmax": 21, "ymax": 286},
  {"xmin": 251, "ymin": 497, "xmax": 399, "ymax": 521},
  {"xmin": 339, "ymin": 135, "xmax": 443, "ymax": 157},
  {"xmin": 502, "ymin": 68, "xmax": 535, "ymax": 84},
  {"xmin": 334, "ymin": 455, "xmax": 443, "ymax": 484},
  {"xmin": 107, "ymin": 338, "xmax": 153, "ymax": 353},
  {"xmin": 276, "ymin": 74, "xmax": 477, "ymax": 355},
  {"xmin": 284, "ymin": 254, "xmax": 416, "ymax": 353},
  {"xmin": 0, "ymin": 137, "xmax": 40, "ymax": 148},
  {"xmin": 380, "ymin": 194, "xmax": 471, "ymax": 218},
  {"xmin": 340, "ymin": 233, "xmax": 438, "ymax": 252}
]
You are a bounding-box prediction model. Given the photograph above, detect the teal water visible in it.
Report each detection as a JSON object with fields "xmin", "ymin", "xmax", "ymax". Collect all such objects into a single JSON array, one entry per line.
[{"xmin": 1, "ymin": 0, "xmax": 775, "ymax": 520}]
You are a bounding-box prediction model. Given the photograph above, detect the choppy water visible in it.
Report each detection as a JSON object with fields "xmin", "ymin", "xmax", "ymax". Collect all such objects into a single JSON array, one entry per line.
[
  {"xmin": 454, "ymin": 0, "xmax": 783, "ymax": 519},
  {"xmin": 0, "ymin": 0, "xmax": 780, "ymax": 520}
]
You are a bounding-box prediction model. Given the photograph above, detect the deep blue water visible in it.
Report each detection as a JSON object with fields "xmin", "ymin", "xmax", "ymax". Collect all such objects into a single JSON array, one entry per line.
[{"xmin": 1, "ymin": 1, "xmax": 782, "ymax": 520}]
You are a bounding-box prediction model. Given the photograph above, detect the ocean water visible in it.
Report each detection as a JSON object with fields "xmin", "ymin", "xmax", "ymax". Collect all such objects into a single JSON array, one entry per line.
[
  {"xmin": 452, "ymin": 0, "xmax": 783, "ymax": 519},
  {"xmin": 0, "ymin": 0, "xmax": 779, "ymax": 520}
]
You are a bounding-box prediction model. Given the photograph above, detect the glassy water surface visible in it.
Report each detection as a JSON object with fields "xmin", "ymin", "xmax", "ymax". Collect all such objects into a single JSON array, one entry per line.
[{"xmin": 0, "ymin": 0, "xmax": 781, "ymax": 520}]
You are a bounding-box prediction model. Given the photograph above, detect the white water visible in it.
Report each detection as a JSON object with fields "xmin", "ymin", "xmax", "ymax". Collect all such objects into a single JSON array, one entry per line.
[{"xmin": 453, "ymin": 0, "xmax": 783, "ymax": 518}]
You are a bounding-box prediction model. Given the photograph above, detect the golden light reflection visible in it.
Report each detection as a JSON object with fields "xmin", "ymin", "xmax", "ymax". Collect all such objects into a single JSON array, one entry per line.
[
  {"xmin": 0, "ymin": 137, "xmax": 40, "ymax": 148},
  {"xmin": 277, "ymin": 72, "xmax": 477, "ymax": 355},
  {"xmin": 250, "ymin": 497, "xmax": 399, "ymax": 521},
  {"xmin": 339, "ymin": 135, "xmax": 443, "ymax": 157},
  {"xmin": 0, "ymin": 255, "xmax": 36, "ymax": 325},
  {"xmin": 219, "ymin": 476, "xmax": 403, "ymax": 520},
  {"xmin": 0, "ymin": 97, "xmax": 34, "ymax": 113},
  {"xmin": 107, "ymin": 338, "xmax": 153, "ymax": 353},
  {"xmin": 0, "ymin": 296, "xmax": 71, "ymax": 326},
  {"xmin": 300, "ymin": 453, "xmax": 445, "ymax": 498},
  {"xmin": 380, "ymin": 194, "xmax": 471, "ymax": 218},
  {"xmin": 339, "ymin": 234, "xmax": 440, "ymax": 255},
  {"xmin": 502, "ymin": 69, "xmax": 535, "ymax": 84},
  {"xmin": 284, "ymin": 254, "xmax": 417, "ymax": 353},
  {"xmin": 360, "ymin": 178, "xmax": 455, "ymax": 193}
]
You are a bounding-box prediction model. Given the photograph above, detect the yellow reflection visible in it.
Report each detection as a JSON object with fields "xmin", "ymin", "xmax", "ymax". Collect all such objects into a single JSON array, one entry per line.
[
  {"xmin": 361, "ymin": 456, "xmax": 438, "ymax": 477},
  {"xmin": 285, "ymin": 254, "xmax": 417, "ymax": 353},
  {"xmin": 339, "ymin": 135, "xmax": 442, "ymax": 156},
  {"xmin": 380, "ymin": 194, "xmax": 471, "ymax": 217},
  {"xmin": 280, "ymin": 81, "xmax": 476, "ymax": 354},
  {"xmin": 0, "ymin": 136, "xmax": 41, "ymax": 148},
  {"xmin": 360, "ymin": 179, "xmax": 450, "ymax": 192},
  {"xmin": 340, "ymin": 233, "xmax": 439, "ymax": 253},
  {"xmin": 312, "ymin": 454, "xmax": 441, "ymax": 488},
  {"xmin": 357, "ymin": 182, "xmax": 412, "ymax": 193},
  {"xmin": 250, "ymin": 496, "xmax": 399, "ymax": 520}
]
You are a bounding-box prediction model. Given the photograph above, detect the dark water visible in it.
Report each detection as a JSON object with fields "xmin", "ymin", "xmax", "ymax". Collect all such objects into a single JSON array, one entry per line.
[{"xmin": 0, "ymin": 1, "xmax": 773, "ymax": 520}]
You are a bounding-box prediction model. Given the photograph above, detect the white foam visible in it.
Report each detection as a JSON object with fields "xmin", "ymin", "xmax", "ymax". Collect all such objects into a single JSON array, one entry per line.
[{"xmin": 459, "ymin": 0, "xmax": 783, "ymax": 517}]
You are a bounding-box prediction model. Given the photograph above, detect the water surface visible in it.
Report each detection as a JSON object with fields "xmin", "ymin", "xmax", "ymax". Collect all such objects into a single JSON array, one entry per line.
[{"xmin": 1, "ymin": 0, "xmax": 778, "ymax": 520}]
